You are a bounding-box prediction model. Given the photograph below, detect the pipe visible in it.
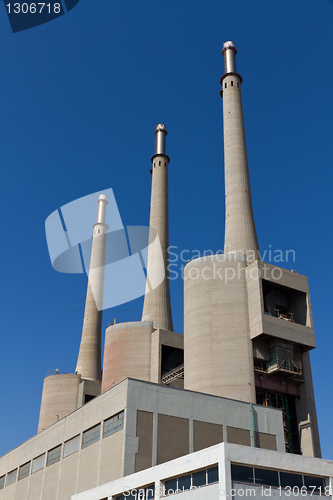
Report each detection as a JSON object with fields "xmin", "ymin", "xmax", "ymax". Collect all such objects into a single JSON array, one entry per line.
[{"xmin": 250, "ymin": 403, "xmax": 255, "ymax": 447}]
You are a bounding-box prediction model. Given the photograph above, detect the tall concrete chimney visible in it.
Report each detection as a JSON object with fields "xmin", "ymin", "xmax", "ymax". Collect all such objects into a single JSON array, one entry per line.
[
  {"xmin": 75, "ymin": 194, "xmax": 108, "ymax": 381},
  {"xmin": 142, "ymin": 124, "xmax": 173, "ymax": 331},
  {"xmin": 221, "ymin": 41, "xmax": 260, "ymax": 263}
]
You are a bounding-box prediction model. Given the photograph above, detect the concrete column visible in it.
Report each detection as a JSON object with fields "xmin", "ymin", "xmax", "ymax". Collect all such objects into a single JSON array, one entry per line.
[
  {"xmin": 75, "ymin": 195, "xmax": 108, "ymax": 382},
  {"xmin": 142, "ymin": 124, "xmax": 173, "ymax": 331},
  {"xmin": 221, "ymin": 41, "xmax": 260, "ymax": 263}
]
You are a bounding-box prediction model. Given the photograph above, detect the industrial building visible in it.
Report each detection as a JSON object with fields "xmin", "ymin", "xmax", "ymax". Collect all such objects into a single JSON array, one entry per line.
[{"xmin": 0, "ymin": 41, "xmax": 331, "ymax": 500}]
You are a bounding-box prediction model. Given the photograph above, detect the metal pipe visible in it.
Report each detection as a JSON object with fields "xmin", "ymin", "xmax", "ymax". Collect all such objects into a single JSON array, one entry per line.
[
  {"xmin": 250, "ymin": 403, "xmax": 255, "ymax": 447},
  {"xmin": 155, "ymin": 123, "xmax": 168, "ymax": 155},
  {"xmin": 222, "ymin": 41, "xmax": 237, "ymax": 74}
]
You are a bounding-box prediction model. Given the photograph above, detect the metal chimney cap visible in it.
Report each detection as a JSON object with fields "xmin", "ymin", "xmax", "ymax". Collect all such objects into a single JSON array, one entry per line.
[
  {"xmin": 222, "ymin": 41, "xmax": 237, "ymax": 55},
  {"xmin": 155, "ymin": 124, "xmax": 168, "ymax": 135},
  {"xmin": 98, "ymin": 194, "xmax": 108, "ymax": 203}
]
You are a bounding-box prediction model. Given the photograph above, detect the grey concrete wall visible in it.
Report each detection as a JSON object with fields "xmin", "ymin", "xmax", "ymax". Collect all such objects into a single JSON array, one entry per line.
[
  {"xmin": 71, "ymin": 442, "xmax": 333, "ymax": 500},
  {"xmin": 246, "ymin": 262, "xmax": 316, "ymax": 348},
  {"xmin": 101, "ymin": 322, "xmax": 153, "ymax": 392},
  {"xmin": 142, "ymin": 153, "xmax": 173, "ymax": 331},
  {"xmin": 222, "ymin": 73, "xmax": 259, "ymax": 262},
  {"xmin": 37, "ymin": 374, "xmax": 81, "ymax": 433},
  {"xmin": 150, "ymin": 328, "xmax": 184, "ymax": 384},
  {"xmin": 0, "ymin": 379, "xmax": 285, "ymax": 500},
  {"xmin": 184, "ymin": 254, "xmax": 255, "ymax": 403},
  {"xmin": 0, "ymin": 381, "xmax": 128, "ymax": 500},
  {"xmin": 296, "ymin": 351, "xmax": 321, "ymax": 458}
]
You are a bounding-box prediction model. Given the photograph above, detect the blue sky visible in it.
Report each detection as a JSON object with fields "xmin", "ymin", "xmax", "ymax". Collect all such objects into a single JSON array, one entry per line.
[{"xmin": 1, "ymin": 0, "xmax": 333, "ymax": 460}]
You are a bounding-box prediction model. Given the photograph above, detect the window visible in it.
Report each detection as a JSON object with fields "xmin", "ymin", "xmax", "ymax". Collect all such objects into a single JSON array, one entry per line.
[
  {"xmin": 178, "ymin": 474, "xmax": 191, "ymax": 490},
  {"xmin": 231, "ymin": 464, "xmax": 327, "ymax": 495},
  {"xmin": 82, "ymin": 423, "xmax": 101, "ymax": 448},
  {"xmin": 225, "ymin": 82, "xmax": 227, "ymax": 88},
  {"xmin": 0, "ymin": 476, "xmax": 5, "ymax": 490},
  {"xmin": 18, "ymin": 462, "xmax": 31, "ymax": 481},
  {"xmin": 192, "ymin": 469, "xmax": 206, "ymax": 487},
  {"xmin": 255, "ymin": 468, "xmax": 279, "ymax": 487},
  {"xmin": 103, "ymin": 411, "xmax": 124, "ymax": 438},
  {"xmin": 237, "ymin": 82, "xmax": 239, "ymax": 88},
  {"xmin": 64, "ymin": 435, "xmax": 80, "ymax": 458},
  {"xmin": 159, "ymin": 161, "xmax": 161, "ymax": 166},
  {"xmin": 304, "ymin": 475, "xmax": 326, "ymax": 494},
  {"xmin": 280, "ymin": 472, "xmax": 303, "ymax": 488},
  {"xmin": 6, "ymin": 469, "xmax": 17, "ymax": 486},
  {"xmin": 231, "ymin": 464, "xmax": 254, "ymax": 483},
  {"xmin": 32, "ymin": 453, "xmax": 45, "ymax": 473},
  {"xmin": 208, "ymin": 465, "xmax": 218, "ymax": 484},
  {"xmin": 47, "ymin": 445, "xmax": 62, "ymax": 466},
  {"xmin": 231, "ymin": 81, "xmax": 233, "ymax": 86}
]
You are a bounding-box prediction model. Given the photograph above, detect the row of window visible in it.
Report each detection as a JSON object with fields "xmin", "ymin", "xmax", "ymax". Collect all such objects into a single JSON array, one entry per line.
[
  {"xmin": 0, "ymin": 410, "xmax": 124, "ymax": 490},
  {"xmin": 113, "ymin": 466, "xmax": 218, "ymax": 500},
  {"xmin": 232, "ymin": 465, "xmax": 326, "ymax": 494},
  {"xmin": 165, "ymin": 465, "xmax": 218, "ymax": 494},
  {"xmin": 153, "ymin": 161, "xmax": 167, "ymax": 167}
]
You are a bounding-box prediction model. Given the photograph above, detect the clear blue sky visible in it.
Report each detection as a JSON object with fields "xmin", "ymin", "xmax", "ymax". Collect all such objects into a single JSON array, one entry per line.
[{"xmin": 1, "ymin": 0, "xmax": 333, "ymax": 460}]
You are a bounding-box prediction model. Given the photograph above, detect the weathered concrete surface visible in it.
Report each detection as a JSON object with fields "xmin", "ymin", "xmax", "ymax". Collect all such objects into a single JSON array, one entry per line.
[
  {"xmin": 222, "ymin": 71, "xmax": 259, "ymax": 262},
  {"xmin": 1, "ymin": 379, "xmax": 284, "ymax": 500},
  {"xmin": 37, "ymin": 374, "xmax": 81, "ymax": 433},
  {"xmin": 184, "ymin": 254, "xmax": 255, "ymax": 403},
  {"xmin": 101, "ymin": 322, "xmax": 153, "ymax": 392},
  {"xmin": 142, "ymin": 126, "xmax": 173, "ymax": 331}
]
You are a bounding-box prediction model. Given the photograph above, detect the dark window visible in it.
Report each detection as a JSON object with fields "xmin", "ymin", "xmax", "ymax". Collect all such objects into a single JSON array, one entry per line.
[
  {"xmin": 18, "ymin": 462, "xmax": 31, "ymax": 481},
  {"xmin": 225, "ymin": 83, "xmax": 227, "ymax": 88},
  {"xmin": 231, "ymin": 464, "xmax": 254, "ymax": 483},
  {"xmin": 164, "ymin": 162, "xmax": 166, "ymax": 167},
  {"xmin": 46, "ymin": 445, "xmax": 62, "ymax": 466},
  {"xmin": 159, "ymin": 161, "xmax": 161, "ymax": 166},
  {"xmin": 165, "ymin": 478, "xmax": 177, "ymax": 494},
  {"xmin": 178, "ymin": 474, "xmax": 191, "ymax": 490},
  {"xmin": 192, "ymin": 469, "xmax": 206, "ymax": 487},
  {"xmin": 280, "ymin": 472, "xmax": 303, "ymax": 488},
  {"xmin": 146, "ymin": 485, "xmax": 155, "ymax": 499},
  {"xmin": 84, "ymin": 394, "xmax": 95, "ymax": 404},
  {"xmin": 237, "ymin": 82, "xmax": 239, "ymax": 88},
  {"xmin": 82, "ymin": 423, "xmax": 101, "ymax": 449},
  {"xmin": 208, "ymin": 465, "xmax": 218, "ymax": 484},
  {"xmin": 255, "ymin": 468, "xmax": 279, "ymax": 487},
  {"xmin": 231, "ymin": 81, "xmax": 233, "ymax": 86},
  {"xmin": 304, "ymin": 476, "xmax": 325, "ymax": 494}
]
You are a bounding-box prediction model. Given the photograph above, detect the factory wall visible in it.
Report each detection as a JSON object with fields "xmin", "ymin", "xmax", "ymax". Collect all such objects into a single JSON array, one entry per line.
[{"xmin": 0, "ymin": 379, "xmax": 285, "ymax": 500}]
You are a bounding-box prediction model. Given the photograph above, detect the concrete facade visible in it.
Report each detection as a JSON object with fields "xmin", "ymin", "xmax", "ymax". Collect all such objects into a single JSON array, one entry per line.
[
  {"xmin": 0, "ymin": 379, "xmax": 285, "ymax": 500},
  {"xmin": 101, "ymin": 322, "xmax": 154, "ymax": 391},
  {"xmin": 221, "ymin": 43, "xmax": 259, "ymax": 262},
  {"xmin": 184, "ymin": 254, "xmax": 256, "ymax": 403},
  {"xmin": 37, "ymin": 374, "xmax": 81, "ymax": 433},
  {"xmin": 71, "ymin": 442, "xmax": 333, "ymax": 500},
  {"xmin": 142, "ymin": 125, "xmax": 173, "ymax": 331}
]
